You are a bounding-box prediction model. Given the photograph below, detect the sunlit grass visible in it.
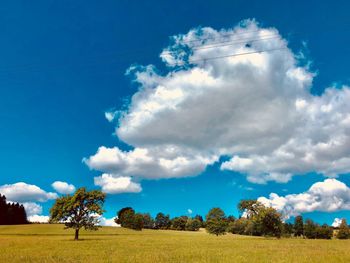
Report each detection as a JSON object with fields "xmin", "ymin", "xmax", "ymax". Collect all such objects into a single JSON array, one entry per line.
[{"xmin": 0, "ymin": 224, "xmax": 349, "ymax": 262}]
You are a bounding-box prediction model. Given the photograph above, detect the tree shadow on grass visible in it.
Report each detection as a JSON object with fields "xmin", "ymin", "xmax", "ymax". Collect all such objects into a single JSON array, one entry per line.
[{"xmin": 64, "ymin": 238, "xmax": 115, "ymax": 241}]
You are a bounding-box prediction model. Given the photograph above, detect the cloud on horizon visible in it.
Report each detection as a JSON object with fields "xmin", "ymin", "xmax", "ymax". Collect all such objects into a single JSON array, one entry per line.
[
  {"xmin": 27, "ymin": 215, "xmax": 50, "ymax": 223},
  {"xmin": 22, "ymin": 202, "xmax": 43, "ymax": 216},
  {"xmin": 98, "ymin": 215, "xmax": 120, "ymax": 227},
  {"xmin": 84, "ymin": 19, "xmax": 350, "ymax": 192},
  {"xmin": 258, "ymin": 179, "xmax": 350, "ymax": 219},
  {"xmin": 332, "ymin": 218, "xmax": 343, "ymax": 227},
  {"xmin": 0, "ymin": 182, "xmax": 58, "ymax": 203},
  {"xmin": 0, "ymin": 182, "xmax": 60, "ymax": 222}
]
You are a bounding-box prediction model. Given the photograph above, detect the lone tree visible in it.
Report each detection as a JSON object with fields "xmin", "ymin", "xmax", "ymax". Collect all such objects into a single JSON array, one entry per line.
[
  {"xmin": 49, "ymin": 187, "xmax": 106, "ymax": 240},
  {"xmin": 205, "ymin": 207, "xmax": 228, "ymax": 236}
]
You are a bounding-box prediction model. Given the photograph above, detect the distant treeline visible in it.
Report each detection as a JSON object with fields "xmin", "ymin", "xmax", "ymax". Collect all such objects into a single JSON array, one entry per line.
[
  {"xmin": 115, "ymin": 200, "xmax": 350, "ymax": 239},
  {"xmin": 0, "ymin": 194, "xmax": 28, "ymax": 225},
  {"xmin": 115, "ymin": 207, "xmax": 205, "ymax": 231}
]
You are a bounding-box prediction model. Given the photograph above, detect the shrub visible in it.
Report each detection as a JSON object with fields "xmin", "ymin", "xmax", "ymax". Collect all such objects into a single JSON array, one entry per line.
[{"xmin": 185, "ymin": 218, "xmax": 201, "ymax": 231}]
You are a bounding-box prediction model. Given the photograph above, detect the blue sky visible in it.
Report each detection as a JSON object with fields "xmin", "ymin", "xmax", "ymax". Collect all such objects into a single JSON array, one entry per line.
[{"xmin": 0, "ymin": 0, "xmax": 350, "ymax": 225}]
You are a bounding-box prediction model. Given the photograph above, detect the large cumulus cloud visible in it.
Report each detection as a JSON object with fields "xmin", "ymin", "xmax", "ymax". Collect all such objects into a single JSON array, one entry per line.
[{"xmin": 85, "ymin": 19, "xmax": 350, "ymax": 191}]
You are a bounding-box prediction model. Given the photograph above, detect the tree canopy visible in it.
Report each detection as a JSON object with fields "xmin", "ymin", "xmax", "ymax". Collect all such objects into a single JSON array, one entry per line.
[
  {"xmin": 238, "ymin": 199, "xmax": 264, "ymax": 219},
  {"xmin": 155, "ymin": 212, "xmax": 171, "ymax": 229},
  {"xmin": 49, "ymin": 187, "xmax": 106, "ymax": 240},
  {"xmin": 205, "ymin": 207, "xmax": 228, "ymax": 236},
  {"xmin": 294, "ymin": 215, "xmax": 304, "ymax": 237}
]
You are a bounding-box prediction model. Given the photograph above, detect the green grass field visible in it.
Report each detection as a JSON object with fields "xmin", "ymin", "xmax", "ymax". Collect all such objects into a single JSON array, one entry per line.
[{"xmin": 0, "ymin": 224, "xmax": 349, "ymax": 263}]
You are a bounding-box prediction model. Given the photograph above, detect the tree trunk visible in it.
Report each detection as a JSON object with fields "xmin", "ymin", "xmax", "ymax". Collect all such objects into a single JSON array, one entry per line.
[{"xmin": 74, "ymin": 229, "xmax": 79, "ymax": 240}]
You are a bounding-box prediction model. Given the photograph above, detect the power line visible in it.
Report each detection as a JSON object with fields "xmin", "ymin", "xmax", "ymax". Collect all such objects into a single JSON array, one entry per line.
[
  {"xmin": 0, "ymin": 46, "xmax": 288, "ymax": 75},
  {"xmin": 187, "ymin": 47, "xmax": 287, "ymax": 64},
  {"xmin": 1, "ymin": 26, "xmax": 349, "ymax": 75},
  {"xmin": 191, "ymin": 34, "xmax": 283, "ymax": 50},
  {"xmin": 160, "ymin": 34, "xmax": 281, "ymax": 58},
  {"xmin": 192, "ymin": 35, "xmax": 280, "ymax": 50},
  {"xmin": 177, "ymin": 29, "xmax": 266, "ymax": 45},
  {"xmin": 0, "ymin": 35, "xmax": 286, "ymax": 74},
  {"xmin": 170, "ymin": 35, "xmax": 281, "ymax": 53},
  {"xmin": 5, "ymin": 26, "xmax": 350, "ymax": 74}
]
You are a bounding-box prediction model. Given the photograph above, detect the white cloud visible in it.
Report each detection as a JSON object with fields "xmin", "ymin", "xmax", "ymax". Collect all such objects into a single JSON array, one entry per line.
[
  {"xmin": 221, "ymin": 87, "xmax": 350, "ymax": 183},
  {"xmin": 85, "ymin": 19, "xmax": 350, "ymax": 186},
  {"xmin": 258, "ymin": 179, "xmax": 350, "ymax": 219},
  {"xmin": 94, "ymin": 173, "xmax": 142, "ymax": 194},
  {"xmin": 85, "ymin": 146, "xmax": 217, "ymax": 180},
  {"xmin": 187, "ymin": 209, "xmax": 193, "ymax": 214},
  {"xmin": 105, "ymin": 111, "xmax": 118, "ymax": 122},
  {"xmin": 332, "ymin": 218, "xmax": 342, "ymax": 227},
  {"xmin": 28, "ymin": 215, "xmax": 49, "ymax": 223},
  {"xmin": 51, "ymin": 181, "xmax": 76, "ymax": 194},
  {"xmin": 0, "ymin": 182, "xmax": 58, "ymax": 203},
  {"xmin": 22, "ymin": 202, "xmax": 42, "ymax": 216},
  {"xmin": 98, "ymin": 216, "xmax": 120, "ymax": 227}
]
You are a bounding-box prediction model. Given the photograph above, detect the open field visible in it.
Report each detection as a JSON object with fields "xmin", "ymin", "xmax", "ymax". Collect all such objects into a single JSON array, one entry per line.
[{"xmin": 0, "ymin": 224, "xmax": 349, "ymax": 263}]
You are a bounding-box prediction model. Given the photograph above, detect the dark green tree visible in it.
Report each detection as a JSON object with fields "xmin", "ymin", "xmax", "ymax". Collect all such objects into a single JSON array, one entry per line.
[
  {"xmin": 155, "ymin": 212, "xmax": 171, "ymax": 229},
  {"xmin": 194, "ymin": 214, "xmax": 204, "ymax": 227},
  {"xmin": 226, "ymin": 215, "xmax": 236, "ymax": 223},
  {"xmin": 304, "ymin": 219, "xmax": 317, "ymax": 239},
  {"xmin": 130, "ymin": 213, "xmax": 144, "ymax": 230},
  {"xmin": 337, "ymin": 219, "xmax": 350, "ymax": 239},
  {"xmin": 0, "ymin": 195, "xmax": 7, "ymax": 225},
  {"xmin": 49, "ymin": 187, "xmax": 106, "ymax": 240},
  {"xmin": 141, "ymin": 213, "xmax": 155, "ymax": 229},
  {"xmin": 282, "ymin": 222, "xmax": 294, "ymax": 237},
  {"xmin": 185, "ymin": 218, "xmax": 201, "ymax": 231},
  {"xmin": 253, "ymin": 207, "xmax": 283, "ymax": 238},
  {"xmin": 171, "ymin": 216, "xmax": 187, "ymax": 230},
  {"xmin": 227, "ymin": 218, "xmax": 248, "ymax": 235},
  {"xmin": 205, "ymin": 208, "xmax": 228, "ymax": 236},
  {"xmin": 194, "ymin": 214, "xmax": 203, "ymax": 222},
  {"xmin": 0, "ymin": 195, "xmax": 28, "ymax": 225},
  {"xmin": 238, "ymin": 199, "xmax": 264, "ymax": 219},
  {"xmin": 115, "ymin": 208, "xmax": 145, "ymax": 230},
  {"xmin": 315, "ymin": 224, "xmax": 333, "ymax": 239},
  {"xmin": 294, "ymin": 215, "xmax": 304, "ymax": 237},
  {"xmin": 115, "ymin": 207, "xmax": 136, "ymax": 228},
  {"xmin": 6, "ymin": 203, "xmax": 15, "ymax": 225},
  {"xmin": 206, "ymin": 207, "xmax": 226, "ymax": 221},
  {"xmin": 237, "ymin": 200, "xmax": 282, "ymax": 237}
]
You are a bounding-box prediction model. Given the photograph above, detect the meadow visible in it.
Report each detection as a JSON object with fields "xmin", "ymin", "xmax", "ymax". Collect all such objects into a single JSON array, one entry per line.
[{"xmin": 0, "ymin": 224, "xmax": 349, "ymax": 263}]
